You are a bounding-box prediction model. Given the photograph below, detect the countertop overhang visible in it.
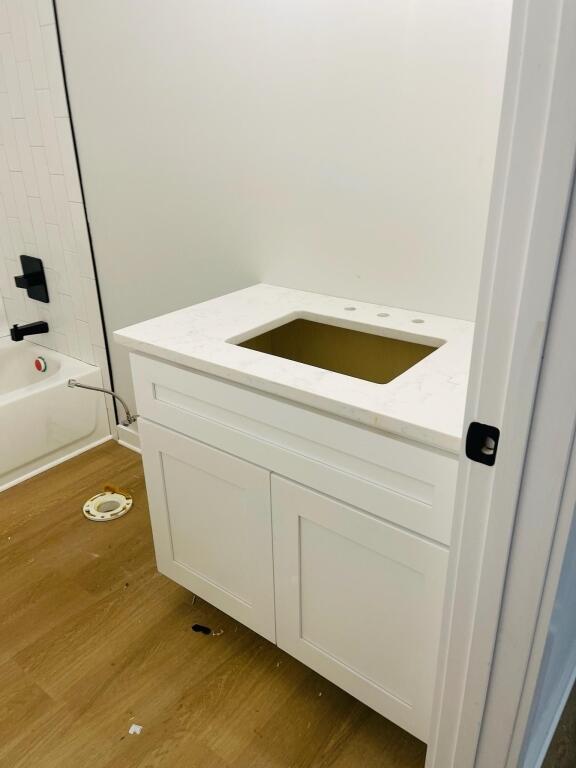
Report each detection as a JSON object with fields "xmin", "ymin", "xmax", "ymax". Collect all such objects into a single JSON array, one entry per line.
[{"xmin": 115, "ymin": 284, "xmax": 474, "ymax": 453}]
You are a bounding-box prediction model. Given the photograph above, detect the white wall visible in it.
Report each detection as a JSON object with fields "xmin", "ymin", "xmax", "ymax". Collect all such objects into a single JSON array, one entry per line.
[
  {"xmin": 57, "ymin": 0, "xmax": 511, "ymax": 413},
  {"xmin": 0, "ymin": 0, "xmax": 107, "ymax": 370}
]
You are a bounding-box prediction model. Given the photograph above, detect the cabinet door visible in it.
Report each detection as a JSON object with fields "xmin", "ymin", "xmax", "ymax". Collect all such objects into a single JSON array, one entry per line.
[
  {"xmin": 272, "ymin": 476, "xmax": 448, "ymax": 741},
  {"xmin": 140, "ymin": 419, "xmax": 275, "ymax": 641}
]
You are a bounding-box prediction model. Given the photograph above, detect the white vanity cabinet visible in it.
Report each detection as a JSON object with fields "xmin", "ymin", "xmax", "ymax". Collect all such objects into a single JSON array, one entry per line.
[
  {"xmin": 131, "ymin": 352, "xmax": 459, "ymax": 742},
  {"xmin": 272, "ymin": 477, "xmax": 448, "ymax": 739},
  {"xmin": 139, "ymin": 420, "xmax": 276, "ymax": 641}
]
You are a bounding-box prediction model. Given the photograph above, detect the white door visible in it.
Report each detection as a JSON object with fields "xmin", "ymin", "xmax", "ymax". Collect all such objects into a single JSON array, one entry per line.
[
  {"xmin": 427, "ymin": 2, "xmax": 576, "ymax": 766},
  {"xmin": 139, "ymin": 419, "xmax": 276, "ymax": 641},
  {"xmin": 271, "ymin": 475, "xmax": 448, "ymax": 741}
]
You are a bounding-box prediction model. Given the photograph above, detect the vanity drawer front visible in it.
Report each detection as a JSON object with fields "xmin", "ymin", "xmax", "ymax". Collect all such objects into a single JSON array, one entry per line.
[
  {"xmin": 272, "ymin": 476, "xmax": 448, "ymax": 741},
  {"xmin": 132, "ymin": 353, "xmax": 458, "ymax": 545},
  {"xmin": 139, "ymin": 419, "xmax": 276, "ymax": 642}
]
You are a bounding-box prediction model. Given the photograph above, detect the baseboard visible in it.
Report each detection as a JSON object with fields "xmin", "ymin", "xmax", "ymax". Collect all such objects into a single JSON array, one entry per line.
[
  {"xmin": 0, "ymin": 435, "xmax": 113, "ymax": 493},
  {"xmin": 117, "ymin": 423, "xmax": 141, "ymax": 453}
]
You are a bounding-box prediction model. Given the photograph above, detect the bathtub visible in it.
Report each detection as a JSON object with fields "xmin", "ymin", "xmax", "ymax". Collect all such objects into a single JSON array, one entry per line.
[{"xmin": 0, "ymin": 337, "xmax": 111, "ymax": 491}]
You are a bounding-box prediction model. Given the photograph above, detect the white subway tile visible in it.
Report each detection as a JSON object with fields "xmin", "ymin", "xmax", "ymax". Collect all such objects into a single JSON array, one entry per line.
[
  {"xmin": 45, "ymin": 222, "xmax": 66, "ymax": 285},
  {"xmin": 17, "ymin": 60, "xmax": 43, "ymax": 145},
  {"xmin": 0, "ymin": 5, "xmax": 106, "ymax": 374},
  {"xmin": 24, "ymin": 0, "xmax": 48, "ymax": 89},
  {"xmin": 0, "ymin": 260, "xmax": 7, "ymax": 291},
  {"xmin": 1, "ymin": 255, "xmax": 18, "ymax": 299},
  {"xmin": 30, "ymin": 333, "xmax": 51, "ymax": 351},
  {"xmin": 92, "ymin": 344, "xmax": 111, "ymax": 387},
  {"xmin": 0, "ymin": 32, "xmax": 23, "ymax": 116},
  {"xmin": 6, "ymin": 0, "xmax": 29, "ymax": 62},
  {"xmin": 4, "ymin": 116, "xmax": 21, "ymax": 170},
  {"xmin": 40, "ymin": 24, "xmax": 67, "ymax": 118},
  {"xmin": 0, "ymin": 253, "xmax": 11, "ymax": 293},
  {"xmin": 7, "ymin": 215, "xmax": 23, "ymax": 259},
  {"xmin": 10, "ymin": 169, "xmax": 34, "ymax": 241},
  {"xmin": 5, "ymin": 257, "xmax": 21, "ymax": 301},
  {"xmin": 36, "ymin": 88, "xmax": 62, "ymax": 173},
  {"xmin": 0, "ymin": 94, "xmax": 19, "ymax": 168},
  {"xmin": 58, "ymin": 292, "xmax": 78, "ymax": 357},
  {"xmin": 0, "ymin": 194, "xmax": 10, "ymax": 253},
  {"xmin": 51, "ymin": 331, "xmax": 68, "ymax": 354},
  {"xmin": 63, "ymin": 248, "xmax": 86, "ymax": 322},
  {"xmin": 43, "ymin": 263, "xmax": 61, "ymax": 291},
  {"xmin": 43, "ymin": 267, "xmax": 65, "ymax": 312},
  {"xmin": 76, "ymin": 319, "xmax": 94, "ymax": 363},
  {"xmin": 69, "ymin": 200, "xmax": 93, "ymax": 277},
  {"xmin": 43, "ymin": 293, "xmax": 59, "ymax": 322},
  {"xmin": 50, "ymin": 171, "xmax": 74, "ymax": 250},
  {"xmin": 0, "ymin": 47, "xmax": 6, "ymax": 92},
  {"xmin": 58, "ymin": 286, "xmax": 76, "ymax": 328},
  {"xmin": 13, "ymin": 117, "xmax": 38, "ymax": 195},
  {"xmin": 81, "ymin": 276, "xmax": 105, "ymax": 346},
  {"xmin": 22, "ymin": 293, "xmax": 40, "ymax": 322},
  {"xmin": 55, "ymin": 116, "xmax": 81, "ymax": 202},
  {"xmin": 36, "ymin": 0, "xmax": 54, "ymax": 27},
  {"xmin": 28, "ymin": 194, "xmax": 50, "ymax": 262},
  {"xmin": 31, "ymin": 145, "xmax": 56, "ymax": 222},
  {"xmin": 0, "ymin": 2, "xmax": 10, "ymax": 35},
  {"xmin": 3, "ymin": 294, "xmax": 26, "ymax": 325},
  {"xmin": 7, "ymin": 257, "xmax": 29, "ymax": 305},
  {"xmin": 0, "ymin": 145, "xmax": 17, "ymax": 215}
]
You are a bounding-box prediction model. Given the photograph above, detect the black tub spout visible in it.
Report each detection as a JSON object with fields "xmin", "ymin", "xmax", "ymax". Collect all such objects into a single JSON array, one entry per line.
[{"xmin": 10, "ymin": 321, "xmax": 49, "ymax": 341}]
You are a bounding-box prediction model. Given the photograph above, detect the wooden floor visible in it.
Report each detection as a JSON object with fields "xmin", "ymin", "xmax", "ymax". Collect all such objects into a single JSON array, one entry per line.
[
  {"xmin": 543, "ymin": 682, "xmax": 576, "ymax": 768},
  {"xmin": 0, "ymin": 441, "xmax": 426, "ymax": 768}
]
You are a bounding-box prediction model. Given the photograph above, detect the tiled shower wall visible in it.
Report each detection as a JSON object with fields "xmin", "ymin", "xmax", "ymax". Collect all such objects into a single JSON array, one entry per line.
[{"xmin": 0, "ymin": 0, "xmax": 109, "ymax": 381}]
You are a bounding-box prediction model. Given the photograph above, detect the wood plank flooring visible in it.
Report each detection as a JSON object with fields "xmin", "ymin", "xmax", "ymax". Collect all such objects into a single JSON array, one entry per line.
[
  {"xmin": 0, "ymin": 441, "xmax": 426, "ymax": 768},
  {"xmin": 543, "ymin": 682, "xmax": 576, "ymax": 768}
]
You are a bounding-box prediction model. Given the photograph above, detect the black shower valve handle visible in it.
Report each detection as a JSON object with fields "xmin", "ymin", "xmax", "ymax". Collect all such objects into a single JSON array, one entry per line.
[
  {"xmin": 15, "ymin": 272, "xmax": 44, "ymax": 289},
  {"xmin": 13, "ymin": 255, "xmax": 49, "ymax": 303}
]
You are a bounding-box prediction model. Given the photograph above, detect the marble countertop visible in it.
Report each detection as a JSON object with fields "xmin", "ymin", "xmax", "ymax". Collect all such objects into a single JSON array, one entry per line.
[{"xmin": 115, "ymin": 284, "xmax": 474, "ymax": 453}]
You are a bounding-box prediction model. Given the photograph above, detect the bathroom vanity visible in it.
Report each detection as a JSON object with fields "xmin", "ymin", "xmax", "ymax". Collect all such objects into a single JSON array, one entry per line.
[{"xmin": 115, "ymin": 284, "xmax": 473, "ymax": 742}]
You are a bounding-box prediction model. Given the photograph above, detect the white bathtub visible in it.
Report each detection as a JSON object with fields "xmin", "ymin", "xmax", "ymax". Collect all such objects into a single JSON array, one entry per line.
[{"xmin": 0, "ymin": 337, "xmax": 111, "ymax": 491}]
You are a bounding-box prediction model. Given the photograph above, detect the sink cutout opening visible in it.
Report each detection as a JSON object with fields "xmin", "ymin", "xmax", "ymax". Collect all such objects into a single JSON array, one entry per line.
[{"xmin": 235, "ymin": 318, "xmax": 442, "ymax": 384}]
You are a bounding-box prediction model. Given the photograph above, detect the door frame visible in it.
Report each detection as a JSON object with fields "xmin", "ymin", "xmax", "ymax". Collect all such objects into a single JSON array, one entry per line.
[{"xmin": 426, "ymin": 0, "xmax": 576, "ymax": 766}]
